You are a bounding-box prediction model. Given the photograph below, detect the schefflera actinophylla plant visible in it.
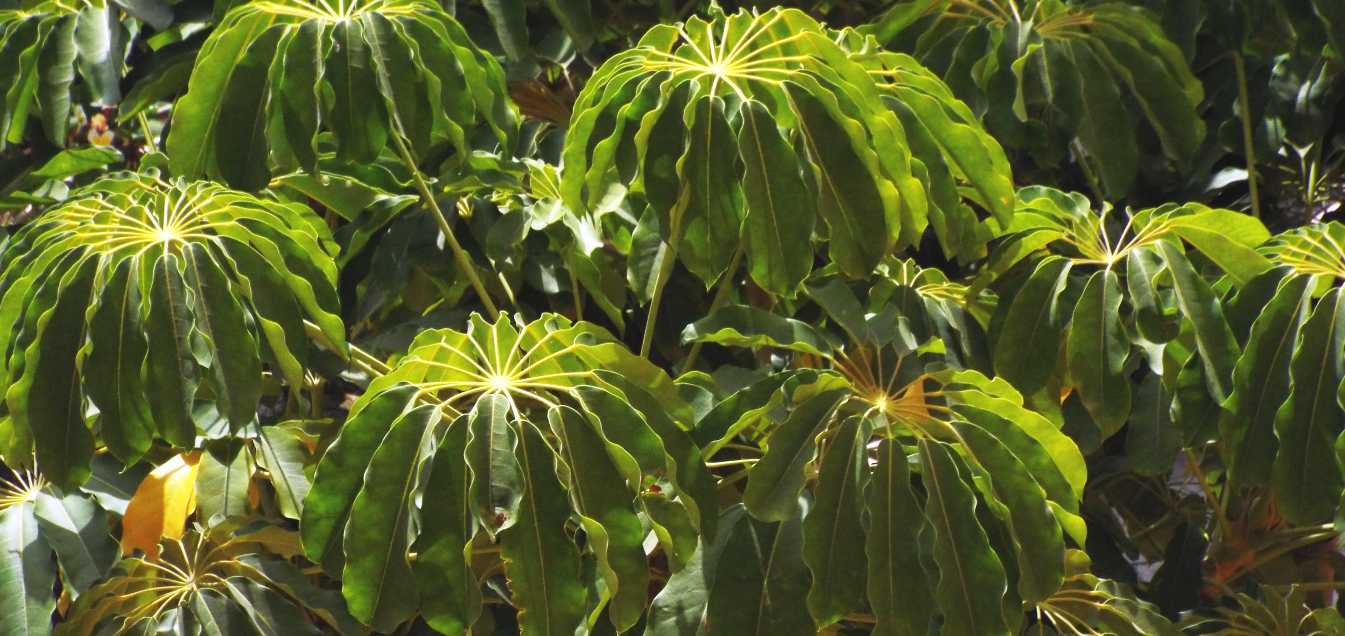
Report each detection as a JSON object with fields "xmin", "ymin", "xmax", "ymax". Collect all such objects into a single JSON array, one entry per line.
[{"xmin": 0, "ymin": 174, "xmax": 345, "ymax": 488}]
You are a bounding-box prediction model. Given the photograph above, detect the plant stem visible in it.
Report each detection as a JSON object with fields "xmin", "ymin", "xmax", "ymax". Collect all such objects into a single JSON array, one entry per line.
[
  {"xmin": 706, "ymin": 458, "xmax": 758, "ymax": 468},
  {"xmin": 1267, "ymin": 581, "xmax": 1345, "ymax": 593},
  {"xmin": 1232, "ymin": 52, "xmax": 1261, "ymax": 218},
  {"xmin": 1185, "ymin": 448, "xmax": 1231, "ymax": 542},
  {"xmin": 303, "ymin": 320, "xmax": 390, "ymax": 377},
  {"xmin": 1072, "ymin": 139, "xmax": 1106, "ymax": 203},
  {"xmin": 680, "ymin": 244, "xmax": 743, "ymax": 373},
  {"xmin": 137, "ymin": 112, "xmax": 158, "ymax": 154},
  {"xmin": 639, "ymin": 199, "xmax": 688, "ymax": 359},
  {"xmin": 568, "ymin": 265, "xmax": 584, "ymax": 321},
  {"xmin": 387, "ymin": 131, "xmax": 501, "ymax": 317}
]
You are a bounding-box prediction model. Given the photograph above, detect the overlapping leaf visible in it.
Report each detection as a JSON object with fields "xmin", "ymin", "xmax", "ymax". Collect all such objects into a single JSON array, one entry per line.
[
  {"xmin": 683, "ymin": 275, "xmax": 1085, "ymax": 631},
  {"xmin": 868, "ymin": 0, "xmax": 1205, "ymax": 198},
  {"xmin": 563, "ymin": 6, "xmax": 1012, "ymax": 295},
  {"xmin": 0, "ymin": 0, "xmax": 127, "ymax": 149},
  {"xmin": 301, "ymin": 313, "xmax": 713, "ymax": 633},
  {"xmin": 985, "ymin": 186, "xmax": 1270, "ymax": 441},
  {"xmin": 0, "ymin": 174, "xmax": 344, "ymax": 488},
  {"xmin": 167, "ymin": 0, "xmax": 517, "ymax": 190}
]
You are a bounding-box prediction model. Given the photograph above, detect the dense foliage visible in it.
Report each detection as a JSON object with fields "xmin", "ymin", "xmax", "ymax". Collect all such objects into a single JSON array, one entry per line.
[{"xmin": 1, "ymin": 0, "xmax": 1344, "ymax": 634}]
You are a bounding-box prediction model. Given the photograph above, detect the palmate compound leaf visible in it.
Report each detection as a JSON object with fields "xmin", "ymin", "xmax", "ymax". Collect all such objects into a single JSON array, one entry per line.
[
  {"xmin": 59, "ymin": 524, "xmax": 358, "ymax": 636},
  {"xmin": 561, "ymin": 6, "xmax": 1013, "ymax": 296},
  {"xmin": 984, "ymin": 186, "xmax": 1271, "ymax": 443},
  {"xmin": 868, "ymin": 0, "xmax": 1206, "ymax": 198},
  {"xmin": 167, "ymin": 0, "xmax": 517, "ymax": 190},
  {"xmin": 1217, "ymin": 222, "xmax": 1345, "ymax": 524},
  {"xmin": 0, "ymin": 0, "xmax": 126, "ymax": 149},
  {"xmin": 301, "ymin": 312, "xmax": 715, "ymax": 633},
  {"xmin": 682, "ymin": 276, "xmax": 1086, "ymax": 632},
  {"xmin": 1, "ymin": 466, "xmax": 118, "ymax": 636},
  {"xmin": 0, "ymin": 174, "xmax": 345, "ymax": 489}
]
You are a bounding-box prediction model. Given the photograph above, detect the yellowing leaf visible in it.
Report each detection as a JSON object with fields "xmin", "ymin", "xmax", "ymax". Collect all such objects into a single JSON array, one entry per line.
[{"xmin": 121, "ymin": 451, "xmax": 202, "ymax": 557}]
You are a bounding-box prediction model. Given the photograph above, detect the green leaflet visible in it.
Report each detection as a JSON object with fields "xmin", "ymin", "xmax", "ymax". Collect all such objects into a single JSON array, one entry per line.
[
  {"xmin": 866, "ymin": 438, "xmax": 934, "ymax": 636},
  {"xmin": 1165, "ymin": 210, "xmax": 1273, "ymax": 286},
  {"xmin": 1067, "ymin": 41, "xmax": 1138, "ymax": 197},
  {"xmin": 1088, "ymin": 22, "xmax": 1203, "ymax": 167},
  {"xmin": 254, "ymin": 425, "xmax": 311, "ymax": 520},
  {"xmin": 182, "ymin": 245, "xmax": 261, "ymax": 431},
  {"xmin": 1222, "ymin": 272, "xmax": 1311, "ymax": 487},
  {"xmin": 950, "ymin": 400, "xmax": 1084, "ymax": 520},
  {"xmin": 955, "ymin": 421, "xmax": 1065, "ymax": 602},
  {"xmin": 919, "ymin": 439, "xmax": 1010, "ymax": 636},
  {"xmin": 801, "ymin": 415, "xmax": 868, "ymax": 626},
  {"xmin": 550, "ymin": 406, "xmax": 649, "ymax": 631},
  {"xmin": 677, "ymin": 96, "xmax": 744, "ymax": 286},
  {"xmin": 84, "ymin": 257, "xmax": 152, "ymax": 464},
  {"xmin": 1066, "ymin": 269, "xmax": 1130, "ymax": 436},
  {"xmin": 1126, "ymin": 246, "xmax": 1179, "ymax": 343},
  {"xmin": 465, "ymin": 393, "xmax": 523, "ymax": 539},
  {"xmin": 786, "ymin": 81, "xmax": 891, "ymax": 278},
  {"xmin": 145, "ymin": 253, "xmax": 202, "ymax": 448},
  {"xmin": 743, "ymin": 389, "xmax": 846, "ymax": 521},
  {"xmin": 572, "ymin": 385, "xmax": 670, "ymax": 482},
  {"xmin": 739, "ymin": 100, "xmax": 814, "ymax": 295},
  {"xmin": 196, "ymin": 440, "xmax": 251, "ymax": 527},
  {"xmin": 994, "ymin": 256, "xmax": 1071, "ymax": 394},
  {"xmin": 31, "ymin": 491, "xmax": 116, "ymax": 596},
  {"xmin": 0, "ymin": 502, "xmax": 56, "ymax": 636},
  {"xmin": 301, "ymin": 384, "xmax": 418, "ymax": 574},
  {"xmin": 213, "ymin": 25, "xmax": 284, "ymax": 191},
  {"xmin": 500, "ymin": 421, "xmax": 588, "ymax": 636},
  {"xmin": 1125, "ymin": 373, "xmax": 1181, "ymax": 477},
  {"xmin": 1272, "ymin": 287, "xmax": 1345, "ymax": 525},
  {"xmin": 328, "ymin": 19, "xmax": 387, "ymax": 163},
  {"xmin": 35, "ymin": 16, "xmax": 75, "ymax": 146},
  {"xmin": 681, "ymin": 304, "xmax": 836, "ymax": 356},
  {"xmin": 594, "ymin": 371, "xmax": 718, "ymax": 540},
  {"xmin": 167, "ymin": 13, "xmax": 276, "ymax": 181},
  {"xmin": 705, "ymin": 503, "xmax": 814, "ymax": 635},
  {"xmin": 14, "ymin": 255, "xmax": 97, "ymax": 489},
  {"xmin": 1157, "ymin": 241, "xmax": 1240, "ymax": 402},
  {"xmin": 414, "ymin": 419, "xmax": 481, "ymax": 635},
  {"xmin": 341, "ymin": 404, "xmax": 439, "ymax": 631}
]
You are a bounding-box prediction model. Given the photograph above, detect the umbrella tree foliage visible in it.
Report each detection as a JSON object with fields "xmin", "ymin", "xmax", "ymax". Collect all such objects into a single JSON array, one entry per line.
[
  {"xmin": 1, "ymin": 0, "xmax": 1345, "ymax": 634},
  {"xmin": 868, "ymin": 0, "xmax": 1206, "ymax": 199},
  {"xmin": 0, "ymin": 174, "xmax": 342, "ymax": 488}
]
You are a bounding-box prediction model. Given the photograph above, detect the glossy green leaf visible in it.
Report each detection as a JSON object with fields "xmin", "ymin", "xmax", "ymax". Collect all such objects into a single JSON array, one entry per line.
[
  {"xmin": 743, "ymin": 389, "xmax": 846, "ymax": 521},
  {"xmin": 341, "ymin": 404, "xmax": 439, "ymax": 631},
  {"xmin": 866, "ymin": 438, "xmax": 934, "ymax": 636},
  {"xmin": 705, "ymin": 503, "xmax": 814, "ymax": 635},
  {"xmin": 994, "ymin": 256, "xmax": 1071, "ymax": 394},
  {"xmin": 1222, "ymin": 272, "xmax": 1312, "ymax": 487},
  {"xmin": 802, "ymin": 415, "xmax": 867, "ymax": 626},
  {"xmin": 414, "ymin": 419, "xmax": 481, "ymax": 635},
  {"xmin": 1066, "ymin": 269, "xmax": 1130, "ymax": 436},
  {"xmin": 1157, "ymin": 241, "xmax": 1239, "ymax": 401},
  {"xmin": 301, "ymin": 385, "xmax": 417, "ymax": 574},
  {"xmin": 32, "ymin": 491, "xmax": 115, "ymax": 596},
  {"xmin": 919, "ymin": 439, "xmax": 1010, "ymax": 636},
  {"xmin": 500, "ymin": 421, "xmax": 587, "ymax": 636},
  {"xmin": 955, "ymin": 417, "xmax": 1064, "ymax": 602},
  {"xmin": 0, "ymin": 502, "xmax": 55, "ymax": 636},
  {"xmin": 681, "ymin": 304, "xmax": 836, "ymax": 356},
  {"xmin": 739, "ymin": 100, "xmax": 814, "ymax": 295},
  {"xmin": 1273, "ymin": 287, "xmax": 1345, "ymax": 525},
  {"xmin": 550, "ymin": 406, "xmax": 648, "ymax": 631}
]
